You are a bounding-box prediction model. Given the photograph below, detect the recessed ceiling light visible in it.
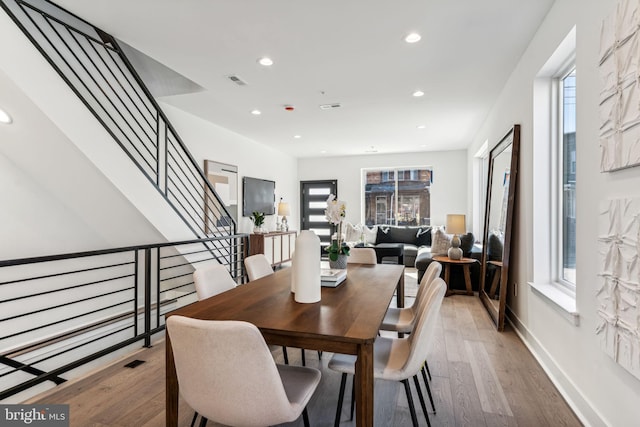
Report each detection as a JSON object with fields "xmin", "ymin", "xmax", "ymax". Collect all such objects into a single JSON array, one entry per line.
[
  {"xmin": 258, "ymin": 57, "xmax": 273, "ymax": 66},
  {"xmin": 413, "ymin": 90, "xmax": 425, "ymax": 97},
  {"xmin": 404, "ymin": 33, "xmax": 421, "ymax": 43},
  {"xmin": 251, "ymin": 109, "xmax": 262, "ymax": 115},
  {"xmin": 421, "ymin": 144, "xmax": 427, "ymax": 148},
  {"xmin": 320, "ymin": 150, "xmax": 327, "ymax": 154},
  {"xmin": 365, "ymin": 146, "xmax": 378, "ymax": 153},
  {"xmin": 294, "ymin": 135, "xmax": 302, "ymax": 139},
  {"xmin": 0, "ymin": 108, "xmax": 13, "ymax": 124},
  {"xmin": 417, "ymin": 125, "xmax": 426, "ymax": 129}
]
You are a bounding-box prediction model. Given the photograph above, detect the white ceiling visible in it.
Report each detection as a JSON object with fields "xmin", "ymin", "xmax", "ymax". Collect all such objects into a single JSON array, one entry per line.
[{"xmin": 55, "ymin": 0, "xmax": 555, "ymax": 158}]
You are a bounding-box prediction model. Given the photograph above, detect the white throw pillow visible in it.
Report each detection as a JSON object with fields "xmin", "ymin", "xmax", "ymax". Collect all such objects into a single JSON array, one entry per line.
[
  {"xmin": 431, "ymin": 227, "xmax": 451, "ymax": 256},
  {"xmin": 362, "ymin": 225, "xmax": 378, "ymax": 245},
  {"xmin": 343, "ymin": 222, "xmax": 362, "ymax": 242}
]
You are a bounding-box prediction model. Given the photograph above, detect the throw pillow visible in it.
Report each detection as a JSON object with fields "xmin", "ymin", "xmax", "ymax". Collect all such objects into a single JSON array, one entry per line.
[
  {"xmin": 459, "ymin": 232, "xmax": 475, "ymax": 256},
  {"xmin": 488, "ymin": 232, "xmax": 504, "ymax": 261},
  {"xmin": 343, "ymin": 222, "xmax": 362, "ymax": 242},
  {"xmin": 415, "ymin": 226, "xmax": 432, "ymax": 246},
  {"xmin": 431, "ymin": 227, "xmax": 451, "ymax": 256},
  {"xmin": 362, "ymin": 225, "xmax": 378, "ymax": 245},
  {"xmin": 376, "ymin": 226, "xmax": 395, "ymax": 244}
]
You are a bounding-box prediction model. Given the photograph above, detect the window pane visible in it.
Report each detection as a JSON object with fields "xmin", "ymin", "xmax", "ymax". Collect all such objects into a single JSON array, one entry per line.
[
  {"xmin": 308, "ymin": 201, "xmax": 327, "ymax": 209},
  {"xmin": 308, "ymin": 188, "xmax": 330, "ymax": 195},
  {"xmin": 562, "ymin": 69, "xmax": 576, "ymax": 284},
  {"xmin": 364, "ymin": 168, "xmax": 431, "ymax": 226}
]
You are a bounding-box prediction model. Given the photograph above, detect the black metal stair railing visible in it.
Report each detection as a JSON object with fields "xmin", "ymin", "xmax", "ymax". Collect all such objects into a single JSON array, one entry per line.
[
  {"xmin": 0, "ymin": 235, "xmax": 247, "ymax": 401},
  {"xmin": 0, "ymin": 0, "xmax": 235, "ymax": 246}
]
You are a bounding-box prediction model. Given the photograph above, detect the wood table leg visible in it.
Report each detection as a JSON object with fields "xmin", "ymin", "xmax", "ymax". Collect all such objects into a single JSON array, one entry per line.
[
  {"xmin": 166, "ymin": 331, "xmax": 179, "ymax": 427},
  {"xmin": 396, "ymin": 270, "xmax": 405, "ymax": 308},
  {"xmin": 355, "ymin": 341, "xmax": 374, "ymax": 427},
  {"xmin": 443, "ymin": 264, "xmax": 452, "ymax": 296},
  {"xmin": 462, "ymin": 265, "xmax": 473, "ymax": 295},
  {"xmin": 489, "ymin": 267, "xmax": 501, "ymax": 297}
]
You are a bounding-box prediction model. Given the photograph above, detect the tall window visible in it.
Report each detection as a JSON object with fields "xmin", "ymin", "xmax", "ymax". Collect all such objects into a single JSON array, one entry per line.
[
  {"xmin": 559, "ymin": 68, "xmax": 576, "ymax": 286},
  {"xmin": 363, "ymin": 167, "xmax": 432, "ymax": 226}
]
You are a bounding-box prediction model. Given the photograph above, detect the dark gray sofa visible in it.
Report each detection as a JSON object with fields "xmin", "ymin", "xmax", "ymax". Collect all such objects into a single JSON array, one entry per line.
[{"xmin": 359, "ymin": 225, "xmax": 432, "ymax": 267}]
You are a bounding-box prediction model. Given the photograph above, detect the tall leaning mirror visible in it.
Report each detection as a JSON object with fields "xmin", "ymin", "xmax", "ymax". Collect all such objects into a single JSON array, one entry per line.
[{"xmin": 479, "ymin": 125, "xmax": 520, "ymax": 331}]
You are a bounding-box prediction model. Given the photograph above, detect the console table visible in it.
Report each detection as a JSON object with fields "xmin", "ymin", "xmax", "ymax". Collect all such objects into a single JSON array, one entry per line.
[{"xmin": 249, "ymin": 230, "xmax": 296, "ymax": 267}]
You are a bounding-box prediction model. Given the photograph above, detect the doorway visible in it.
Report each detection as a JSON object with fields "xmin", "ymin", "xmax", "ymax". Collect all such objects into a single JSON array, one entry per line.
[{"xmin": 300, "ymin": 180, "xmax": 337, "ymax": 253}]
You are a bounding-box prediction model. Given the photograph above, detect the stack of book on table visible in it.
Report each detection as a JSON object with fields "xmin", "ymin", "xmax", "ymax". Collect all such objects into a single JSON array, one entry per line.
[{"xmin": 320, "ymin": 268, "xmax": 347, "ymax": 287}]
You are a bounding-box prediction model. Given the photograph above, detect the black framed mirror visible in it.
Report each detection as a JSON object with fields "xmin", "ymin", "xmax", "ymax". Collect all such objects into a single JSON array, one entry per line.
[{"xmin": 479, "ymin": 125, "xmax": 520, "ymax": 331}]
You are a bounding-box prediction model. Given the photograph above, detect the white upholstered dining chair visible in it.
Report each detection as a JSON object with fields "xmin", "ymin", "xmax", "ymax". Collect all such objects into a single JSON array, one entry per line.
[
  {"xmin": 192, "ymin": 263, "xmax": 236, "ymax": 300},
  {"xmin": 167, "ymin": 316, "xmax": 322, "ymax": 427},
  {"xmin": 380, "ymin": 261, "xmax": 442, "ymax": 334},
  {"xmin": 328, "ymin": 278, "xmax": 447, "ymax": 427},
  {"xmin": 244, "ymin": 254, "xmax": 274, "ymax": 281},
  {"xmin": 346, "ymin": 247, "xmax": 377, "ymax": 264},
  {"xmin": 379, "ymin": 260, "xmax": 442, "ymax": 414}
]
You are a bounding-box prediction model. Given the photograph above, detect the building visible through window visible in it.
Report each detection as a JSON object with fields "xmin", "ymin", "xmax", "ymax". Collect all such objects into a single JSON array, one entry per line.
[
  {"xmin": 561, "ymin": 69, "xmax": 576, "ymax": 285},
  {"xmin": 363, "ymin": 168, "xmax": 432, "ymax": 226}
]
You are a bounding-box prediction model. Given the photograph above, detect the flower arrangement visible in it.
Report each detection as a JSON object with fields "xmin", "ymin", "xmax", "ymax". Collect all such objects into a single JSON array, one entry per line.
[{"xmin": 324, "ymin": 194, "xmax": 350, "ymax": 261}]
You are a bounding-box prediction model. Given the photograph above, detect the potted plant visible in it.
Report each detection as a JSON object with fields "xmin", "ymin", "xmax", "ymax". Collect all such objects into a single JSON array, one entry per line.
[
  {"xmin": 250, "ymin": 211, "xmax": 266, "ymax": 233},
  {"xmin": 324, "ymin": 194, "xmax": 350, "ymax": 268}
]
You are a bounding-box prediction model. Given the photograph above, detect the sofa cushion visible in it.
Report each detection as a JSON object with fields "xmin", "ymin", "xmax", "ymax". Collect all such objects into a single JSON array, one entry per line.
[
  {"xmin": 415, "ymin": 226, "xmax": 432, "ymax": 246},
  {"xmin": 431, "ymin": 227, "xmax": 451, "ymax": 256}
]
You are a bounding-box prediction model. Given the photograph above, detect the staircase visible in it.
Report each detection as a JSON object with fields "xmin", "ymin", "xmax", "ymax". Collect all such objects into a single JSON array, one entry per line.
[{"xmin": 0, "ymin": 0, "xmax": 247, "ymax": 401}]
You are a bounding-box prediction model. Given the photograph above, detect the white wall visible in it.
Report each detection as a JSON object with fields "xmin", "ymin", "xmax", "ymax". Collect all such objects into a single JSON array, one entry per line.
[
  {"xmin": 0, "ymin": 68, "xmax": 165, "ymax": 260},
  {"xmin": 160, "ymin": 102, "xmax": 298, "ymax": 234},
  {"xmin": 298, "ymin": 150, "xmax": 467, "ymax": 228},
  {"xmin": 466, "ymin": 1, "xmax": 639, "ymax": 426}
]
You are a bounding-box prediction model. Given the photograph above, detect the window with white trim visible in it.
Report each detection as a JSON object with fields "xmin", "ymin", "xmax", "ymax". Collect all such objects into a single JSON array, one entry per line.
[
  {"xmin": 558, "ymin": 68, "xmax": 576, "ymax": 288},
  {"xmin": 530, "ymin": 27, "xmax": 578, "ymax": 323}
]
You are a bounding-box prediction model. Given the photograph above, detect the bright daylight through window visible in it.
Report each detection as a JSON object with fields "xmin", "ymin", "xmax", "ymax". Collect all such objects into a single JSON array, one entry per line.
[
  {"xmin": 363, "ymin": 168, "xmax": 432, "ymax": 226},
  {"xmin": 560, "ymin": 68, "xmax": 576, "ymax": 286}
]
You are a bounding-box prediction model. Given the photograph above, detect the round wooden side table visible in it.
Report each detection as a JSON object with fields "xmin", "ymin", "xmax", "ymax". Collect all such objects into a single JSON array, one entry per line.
[{"xmin": 432, "ymin": 255, "xmax": 477, "ymax": 296}]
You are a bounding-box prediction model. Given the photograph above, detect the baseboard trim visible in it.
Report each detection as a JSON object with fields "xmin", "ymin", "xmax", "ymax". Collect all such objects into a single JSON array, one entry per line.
[{"xmin": 506, "ymin": 307, "xmax": 608, "ymax": 427}]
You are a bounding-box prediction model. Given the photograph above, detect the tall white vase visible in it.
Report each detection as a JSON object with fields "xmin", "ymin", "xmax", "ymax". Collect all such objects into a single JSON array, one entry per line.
[
  {"xmin": 290, "ymin": 250, "xmax": 296, "ymax": 293},
  {"xmin": 293, "ymin": 230, "xmax": 321, "ymax": 303}
]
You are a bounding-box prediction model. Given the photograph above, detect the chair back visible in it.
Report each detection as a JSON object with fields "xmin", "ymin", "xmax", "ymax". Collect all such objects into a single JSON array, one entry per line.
[
  {"xmin": 245, "ymin": 254, "xmax": 274, "ymax": 281},
  {"xmin": 193, "ymin": 264, "xmax": 236, "ymax": 300},
  {"xmin": 402, "ymin": 278, "xmax": 446, "ymax": 377},
  {"xmin": 167, "ymin": 316, "xmax": 300, "ymax": 426},
  {"xmin": 347, "ymin": 247, "xmax": 377, "ymax": 264},
  {"xmin": 412, "ymin": 261, "xmax": 442, "ymax": 314}
]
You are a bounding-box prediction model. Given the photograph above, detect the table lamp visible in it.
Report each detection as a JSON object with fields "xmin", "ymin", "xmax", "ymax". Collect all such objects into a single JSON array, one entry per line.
[
  {"xmin": 446, "ymin": 214, "xmax": 466, "ymax": 260},
  {"xmin": 278, "ymin": 200, "xmax": 291, "ymax": 231}
]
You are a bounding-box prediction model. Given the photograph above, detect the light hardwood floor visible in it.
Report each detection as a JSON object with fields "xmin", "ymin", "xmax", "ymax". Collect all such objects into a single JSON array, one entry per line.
[{"xmin": 29, "ymin": 293, "xmax": 582, "ymax": 426}]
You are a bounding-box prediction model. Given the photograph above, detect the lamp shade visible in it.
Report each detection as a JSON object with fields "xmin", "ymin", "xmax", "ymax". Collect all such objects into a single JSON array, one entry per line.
[
  {"xmin": 278, "ymin": 202, "xmax": 291, "ymax": 216},
  {"xmin": 446, "ymin": 214, "xmax": 466, "ymax": 235}
]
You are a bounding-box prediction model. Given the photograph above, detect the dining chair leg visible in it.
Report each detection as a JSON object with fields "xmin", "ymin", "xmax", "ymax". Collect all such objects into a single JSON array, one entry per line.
[
  {"xmin": 302, "ymin": 407, "xmax": 311, "ymax": 427},
  {"xmin": 334, "ymin": 373, "xmax": 348, "ymax": 427},
  {"xmin": 413, "ymin": 375, "xmax": 431, "ymax": 427},
  {"xmin": 412, "ymin": 375, "xmax": 428, "ymax": 416},
  {"xmin": 425, "ymin": 359, "xmax": 432, "ymax": 380},
  {"xmin": 301, "ymin": 349, "xmax": 306, "ymax": 366},
  {"xmin": 402, "ymin": 379, "xmax": 419, "ymax": 427},
  {"xmin": 421, "ymin": 365, "xmax": 436, "ymax": 413},
  {"xmin": 190, "ymin": 412, "xmax": 198, "ymax": 427},
  {"xmin": 198, "ymin": 416, "xmax": 208, "ymax": 427},
  {"xmin": 282, "ymin": 346, "xmax": 289, "ymax": 365}
]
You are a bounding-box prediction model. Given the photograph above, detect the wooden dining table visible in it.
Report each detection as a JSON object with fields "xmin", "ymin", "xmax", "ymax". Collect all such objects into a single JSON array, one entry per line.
[{"xmin": 165, "ymin": 262, "xmax": 405, "ymax": 427}]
